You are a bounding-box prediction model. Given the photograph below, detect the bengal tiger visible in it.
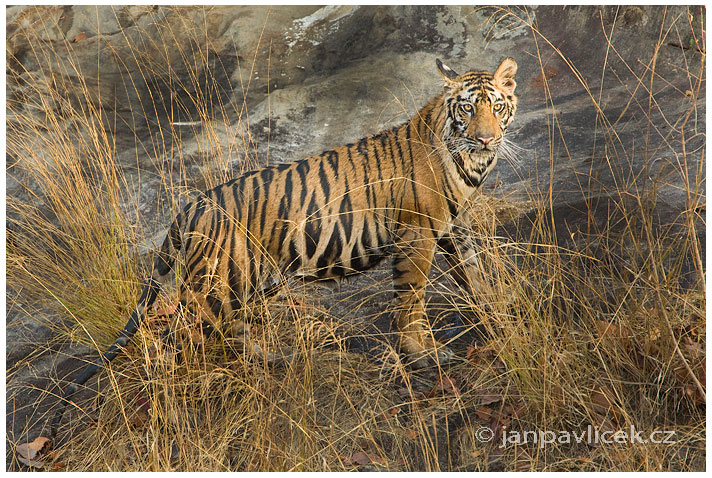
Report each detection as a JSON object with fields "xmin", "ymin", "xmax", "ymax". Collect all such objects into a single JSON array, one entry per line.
[{"xmin": 50, "ymin": 57, "xmax": 518, "ymax": 437}]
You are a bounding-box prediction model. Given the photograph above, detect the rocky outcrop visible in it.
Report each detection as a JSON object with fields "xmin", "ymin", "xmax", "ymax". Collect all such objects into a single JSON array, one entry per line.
[{"xmin": 8, "ymin": 5, "xmax": 705, "ymax": 209}]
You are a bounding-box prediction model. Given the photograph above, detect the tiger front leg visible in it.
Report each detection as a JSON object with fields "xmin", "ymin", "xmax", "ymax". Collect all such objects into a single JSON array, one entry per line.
[
  {"xmin": 392, "ymin": 236, "xmax": 454, "ymax": 369},
  {"xmin": 437, "ymin": 234, "xmax": 485, "ymax": 297}
]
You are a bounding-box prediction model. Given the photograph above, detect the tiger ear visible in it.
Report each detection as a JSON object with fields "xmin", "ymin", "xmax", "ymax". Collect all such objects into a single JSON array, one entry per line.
[
  {"xmin": 494, "ymin": 57, "xmax": 517, "ymax": 95},
  {"xmin": 436, "ymin": 58, "xmax": 459, "ymax": 83}
]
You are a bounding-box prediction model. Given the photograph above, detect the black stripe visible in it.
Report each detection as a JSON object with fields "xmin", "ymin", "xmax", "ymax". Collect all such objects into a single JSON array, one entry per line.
[
  {"xmin": 187, "ymin": 195, "xmax": 207, "ymax": 236},
  {"xmin": 191, "ymin": 264, "xmax": 208, "ymax": 292},
  {"xmin": 350, "ymin": 241, "xmax": 364, "ymax": 271},
  {"xmin": 345, "ymin": 143, "xmax": 356, "ymax": 171},
  {"xmin": 327, "ymin": 150, "xmax": 339, "ymax": 172},
  {"xmin": 247, "ymin": 176, "xmax": 259, "ymax": 229},
  {"xmin": 322, "ymin": 226, "xmax": 342, "ymax": 264},
  {"xmin": 258, "ymin": 184, "xmax": 269, "ymax": 233},
  {"xmin": 296, "ymin": 159, "xmax": 309, "ymax": 206},
  {"xmin": 287, "ymin": 240, "xmax": 301, "ymax": 272},
  {"xmin": 305, "ymin": 193, "xmax": 320, "ymax": 259},
  {"xmin": 230, "ymin": 179, "xmax": 244, "ymax": 224},
  {"xmin": 339, "ymin": 192, "xmax": 353, "ymax": 243},
  {"xmin": 260, "ymin": 167, "xmax": 274, "ymax": 186},
  {"xmin": 318, "ymin": 160, "xmax": 330, "ymax": 201},
  {"xmin": 361, "ymin": 218, "xmax": 373, "ymax": 252},
  {"xmin": 245, "ymin": 242, "xmax": 256, "ymax": 296},
  {"xmin": 227, "ymin": 247, "xmax": 243, "ymax": 312},
  {"xmin": 284, "ymin": 169, "xmax": 293, "ymax": 207},
  {"xmin": 404, "ymin": 123, "xmax": 418, "ymax": 203}
]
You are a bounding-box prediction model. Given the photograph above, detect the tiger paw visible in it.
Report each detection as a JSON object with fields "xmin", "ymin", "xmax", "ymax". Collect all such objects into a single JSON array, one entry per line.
[{"xmin": 406, "ymin": 343, "xmax": 455, "ymax": 369}]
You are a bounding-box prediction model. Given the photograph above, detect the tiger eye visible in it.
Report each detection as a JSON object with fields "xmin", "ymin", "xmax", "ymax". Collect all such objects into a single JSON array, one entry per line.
[{"xmin": 460, "ymin": 103, "xmax": 474, "ymax": 114}]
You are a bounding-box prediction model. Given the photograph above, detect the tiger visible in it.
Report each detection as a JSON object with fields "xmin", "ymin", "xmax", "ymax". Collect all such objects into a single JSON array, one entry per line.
[{"xmin": 50, "ymin": 57, "xmax": 518, "ymax": 437}]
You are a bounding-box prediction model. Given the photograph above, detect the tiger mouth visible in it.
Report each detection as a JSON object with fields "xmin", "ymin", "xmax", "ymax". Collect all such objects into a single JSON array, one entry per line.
[
  {"xmin": 446, "ymin": 139, "xmax": 498, "ymax": 157},
  {"xmin": 453, "ymin": 146, "xmax": 497, "ymax": 164},
  {"xmin": 459, "ymin": 150, "xmax": 496, "ymax": 169}
]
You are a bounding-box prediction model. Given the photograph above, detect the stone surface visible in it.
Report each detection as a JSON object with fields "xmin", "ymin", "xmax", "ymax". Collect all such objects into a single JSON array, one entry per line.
[{"xmin": 6, "ymin": 5, "xmax": 705, "ymax": 465}]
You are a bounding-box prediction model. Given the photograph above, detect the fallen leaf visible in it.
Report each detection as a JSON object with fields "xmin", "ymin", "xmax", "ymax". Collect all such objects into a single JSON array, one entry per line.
[
  {"xmin": 595, "ymin": 320, "xmax": 635, "ymax": 350},
  {"xmin": 478, "ymin": 390, "xmax": 503, "ymax": 406},
  {"xmin": 397, "ymin": 387, "xmax": 425, "ymax": 401},
  {"xmin": 486, "ymin": 445, "xmax": 504, "ymax": 466},
  {"xmin": 489, "ymin": 413, "xmax": 510, "ymax": 441},
  {"xmin": 72, "ymin": 32, "xmax": 87, "ymax": 43},
  {"xmin": 586, "ymin": 417, "xmax": 618, "ymax": 447},
  {"xmin": 130, "ymin": 390, "xmax": 152, "ymax": 414},
  {"xmin": 467, "ymin": 343, "xmax": 507, "ymax": 372},
  {"xmin": 474, "ymin": 406, "xmax": 494, "ymax": 420},
  {"xmin": 16, "ymin": 436, "xmax": 51, "ymax": 468},
  {"xmin": 682, "ymin": 336, "xmax": 704, "ymax": 358},
  {"xmin": 543, "ymin": 384, "xmax": 565, "ymax": 416},
  {"xmin": 504, "ymin": 402, "xmax": 527, "ymax": 419},
  {"xmin": 343, "ymin": 451, "xmax": 384, "ymax": 466},
  {"xmin": 376, "ymin": 407, "xmax": 399, "ymax": 423},
  {"xmin": 514, "ymin": 447, "xmax": 535, "ymax": 471},
  {"xmin": 129, "ymin": 410, "xmax": 150, "ymax": 428},
  {"xmin": 428, "ymin": 374, "xmax": 459, "ymax": 397},
  {"xmin": 589, "ymin": 386, "xmax": 621, "ymax": 422},
  {"xmin": 404, "ymin": 428, "xmax": 418, "ymax": 440}
]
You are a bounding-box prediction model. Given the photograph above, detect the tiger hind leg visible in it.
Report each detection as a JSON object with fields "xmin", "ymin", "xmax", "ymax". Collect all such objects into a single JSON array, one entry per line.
[{"xmin": 170, "ymin": 277, "xmax": 293, "ymax": 366}]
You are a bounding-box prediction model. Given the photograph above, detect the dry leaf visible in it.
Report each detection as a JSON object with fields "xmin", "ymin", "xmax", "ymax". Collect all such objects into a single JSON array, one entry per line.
[
  {"xmin": 589, "ymin": 386, "xmax": 621, "ymax": 422},
  {"xmin": 489, "ymin": 413, "xmax": 511, "ymax": 441},
  {"xmin": 595, "ymin": 320, "xmax": 634, "ymax": 350},
  {"xmin": 478, "ymin": 390, "xmax": 503, "ymax": 406},
  {"xmin": 474, "ymin": 406, "xmax": 494, "ymax": 420},
  {"xmin": 404, "ymin": 428, "xmax": 418, "ymax": 440},
  {"xmin": 504, "ymin": 402, "xmax": 527, "ymax": 419},
  {"xmin": 376, "ymin": 407, "xmax": 399, "ymax": 423},
  {"xmin": 586, "ymin": 417, "xmax": 618, "ymax": 447},
  {"xmin": 428, "ymin": 374, "xmax": 459, "ymax": 397},
  {"xmin": 16, "ymin": 436, "xmax": 51, "ymax": 468},
  {"xmin": 130, "ymin": 410, "xmax": 150, "ymax": 428},
  {"xmin": 343, "ymin": 451, "xmax": 384, "ymax": 466},
  {"xmin": 134, "ymin": 391, "xmax": 151, "ymax": 413},
  {"xmin": 513, "ymin": 447, "xmax": 535, "ymax": 471},
  {"xmin": 467, "ymin": 344, "xmax": 507, "ymax": 372},
  {"xmin": 72, "ymin": 32, "xmax": 87, "ymax": 43},
  {"xmin": 397, "ymin": 387, "xmax": 425, "ymax": 401}
]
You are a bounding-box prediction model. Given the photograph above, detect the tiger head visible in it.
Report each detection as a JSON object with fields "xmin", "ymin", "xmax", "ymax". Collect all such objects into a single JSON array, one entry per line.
[{"xmin": 435, "ymin": 57, "xmax": 518, "ymax": 187}]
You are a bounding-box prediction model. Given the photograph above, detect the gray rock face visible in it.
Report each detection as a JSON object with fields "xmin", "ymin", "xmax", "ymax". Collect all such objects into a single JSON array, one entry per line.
[
  {"xmin": 6, "ymin": 5, "xmax": 705, "ymax": 459},
  {"xmin": 8, "ymin": 5, "xmax": 704, "ymax": 218}
]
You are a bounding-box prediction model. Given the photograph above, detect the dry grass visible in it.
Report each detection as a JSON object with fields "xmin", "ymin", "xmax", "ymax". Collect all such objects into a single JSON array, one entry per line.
[{"xmin": 6, "ymin": 6, "xmax": 705, "ymax": 471}]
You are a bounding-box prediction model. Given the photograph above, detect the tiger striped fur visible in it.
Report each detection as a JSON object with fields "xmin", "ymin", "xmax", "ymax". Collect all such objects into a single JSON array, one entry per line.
[{"xmin": 50, "ymin": 57, "xmax": 518, "ymax": 438}]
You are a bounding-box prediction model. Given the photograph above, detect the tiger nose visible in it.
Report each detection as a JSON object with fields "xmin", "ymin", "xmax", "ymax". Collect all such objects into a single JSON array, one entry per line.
[{"xmin": 476, "ymin": 136, "xmax": 494, "ymax": 145}]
